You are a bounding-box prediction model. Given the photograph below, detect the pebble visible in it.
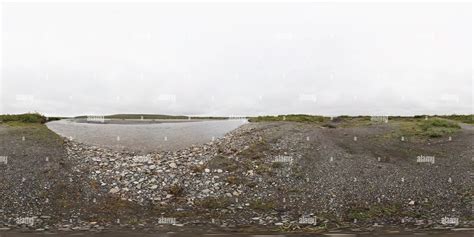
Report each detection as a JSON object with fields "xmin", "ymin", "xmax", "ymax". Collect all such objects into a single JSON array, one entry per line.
[{"xmin": 109, "ymin": 187, "xmax": 120, "ymax": 194}]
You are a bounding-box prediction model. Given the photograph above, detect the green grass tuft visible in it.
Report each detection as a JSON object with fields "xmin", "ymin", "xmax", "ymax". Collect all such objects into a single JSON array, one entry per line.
[
  {"xmin": 439, "ymin": 114, "xmax": 474, "ymax": 124},
  {"xmin": 347, "ymin": 203, "xmax": 403, "ymax": 221},
  {"xmin": 394, "ymin": 118, "xmax": 461, "ymax": 138},
  {"xmin": 418, "ymin": 119, "xmax": 460, "ymax": 137},
  {"xmin": 249, "ymin": 199, "xmax": 276, "ymax": 211}
]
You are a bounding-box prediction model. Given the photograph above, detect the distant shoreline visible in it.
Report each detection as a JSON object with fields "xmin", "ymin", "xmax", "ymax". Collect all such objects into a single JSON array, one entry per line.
[{"xmin": 70, "ymin": 118, "xmax": 225, "ymax": 125}]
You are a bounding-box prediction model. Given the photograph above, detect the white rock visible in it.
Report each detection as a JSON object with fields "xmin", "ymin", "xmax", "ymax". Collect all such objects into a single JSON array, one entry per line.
[
  {"xmin": 109, "ymin": 187, "xmax": 120, "ymax": 194},
  {"xmin": 204, "ymin": 168, "xmax": 210, "ymax": 173},
  {"xmin": 169, "ymin": 163, "xmax": 177, "ymax": 168}
]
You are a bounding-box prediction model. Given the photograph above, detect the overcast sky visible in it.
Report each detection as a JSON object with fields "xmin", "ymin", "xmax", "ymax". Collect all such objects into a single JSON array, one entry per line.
[{"xmin": 1, "ymin": 2, "xmax": 472, "ymax": 117}]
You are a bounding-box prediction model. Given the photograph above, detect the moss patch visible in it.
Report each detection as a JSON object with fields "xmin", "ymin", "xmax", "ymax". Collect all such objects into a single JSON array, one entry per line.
[
  {"xmin": 347, "ymin": 203, "xmax": 403, "ymax": 221},
  {"xmin": 394, "ymin": 118, "xmax": 461, "ymax": 138}
]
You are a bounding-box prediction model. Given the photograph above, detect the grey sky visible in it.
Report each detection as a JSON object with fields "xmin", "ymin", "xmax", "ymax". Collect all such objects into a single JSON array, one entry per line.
[{"xmin": 1, "ymin": 2, "xmax": 472, "ymax": 117}]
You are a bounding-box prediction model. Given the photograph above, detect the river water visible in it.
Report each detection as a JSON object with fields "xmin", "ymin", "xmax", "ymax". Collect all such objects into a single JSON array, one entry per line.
[{"xmin": 46, "ymin": 119, "xmax": 247, "ymax": 152}]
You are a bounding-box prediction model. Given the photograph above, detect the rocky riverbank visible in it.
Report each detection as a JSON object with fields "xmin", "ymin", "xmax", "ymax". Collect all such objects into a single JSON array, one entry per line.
[{"xmin": 0, "ymin": 120, "xmax": 473, "ymax": 234}]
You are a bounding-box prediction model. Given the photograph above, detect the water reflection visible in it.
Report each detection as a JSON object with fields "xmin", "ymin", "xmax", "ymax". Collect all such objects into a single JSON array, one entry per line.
[{"xmin": 46, "ymin": 119, "xmax": 247, "ymax": 152}]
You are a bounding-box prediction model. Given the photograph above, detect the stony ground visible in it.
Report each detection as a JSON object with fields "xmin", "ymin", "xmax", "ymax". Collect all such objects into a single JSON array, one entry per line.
[{"xmin": 0, "ymin": 119, "xmax": 473, "ymax": 234}]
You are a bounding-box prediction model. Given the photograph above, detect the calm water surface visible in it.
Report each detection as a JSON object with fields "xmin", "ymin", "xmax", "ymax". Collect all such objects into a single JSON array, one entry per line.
[{"xmin": 46, "ymin": 119, "xmax": 247, "ymax": 152}]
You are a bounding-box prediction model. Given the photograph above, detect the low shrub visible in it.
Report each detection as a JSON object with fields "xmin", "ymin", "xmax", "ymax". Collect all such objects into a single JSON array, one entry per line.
[{"xmin": 0, "ymin": 113, "xmax": 46, "ymax": 123}]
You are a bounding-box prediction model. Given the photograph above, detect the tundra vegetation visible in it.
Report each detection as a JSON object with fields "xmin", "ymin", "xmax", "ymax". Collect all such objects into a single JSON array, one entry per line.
[
  {"xmin": 0, "ymin": 113, "xmax": 47, "ymax": 124},
  {"xmin": 0, "ymin": 113, "xmax": 472, "ymax": 233},
  {"xmin": 0, "ymin": 113, "xmax": 66, "ymax": 125},
  {"xmin": 250, "ymin": 114, "xmax": 469, "ymax": 138}
]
